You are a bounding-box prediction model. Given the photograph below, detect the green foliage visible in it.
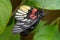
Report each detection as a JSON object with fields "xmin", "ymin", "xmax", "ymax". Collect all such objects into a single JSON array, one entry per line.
[
  {"xmin": 0, "ymin": 18, "xmax": 20, "ymax": 40},
  {"xmin": 0, "ymin": 0, "xmax": 60, "ymax": 40},
  {"xmin": 33, "ymin": 18, "xmax": 60, "ymax": 40},
  {"xmin": 23, "ymin": 0, "xmax": 60, "ymax": 10},
  {"xmin": 22, "ymin": 0, "xmax": 37, "ymax": 7},
  {"xmin": 0, "ymin": 0, "xmax": 20, "ymax": 40},
  {"xmin": 0, "ymin": 0, "xmax": 12, "ymax": 34}
]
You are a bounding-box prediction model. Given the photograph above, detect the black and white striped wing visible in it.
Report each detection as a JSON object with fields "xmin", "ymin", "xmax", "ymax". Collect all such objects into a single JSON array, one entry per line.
[{"xmin": 12, "ymin": 5, "xmax": 44, "ymax": 34}]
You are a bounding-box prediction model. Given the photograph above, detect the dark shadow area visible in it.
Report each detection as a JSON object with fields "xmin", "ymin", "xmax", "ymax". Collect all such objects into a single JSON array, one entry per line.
[
  {"xmin": 21, "ymin": 32, "xmax": 34, "ymax": 40},
  {"xmin": 10, "ymin": 0, "xmax": 21, "ymax": 11},
  {"xmin": 42, "ymin": 10, "xmax": 60, "ymax": 24}
]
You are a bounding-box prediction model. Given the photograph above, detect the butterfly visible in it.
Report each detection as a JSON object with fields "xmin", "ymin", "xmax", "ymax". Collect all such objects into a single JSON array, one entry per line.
[{"xmin": 12, "ymin": 5, "xmax": 44, "ymax": 36}]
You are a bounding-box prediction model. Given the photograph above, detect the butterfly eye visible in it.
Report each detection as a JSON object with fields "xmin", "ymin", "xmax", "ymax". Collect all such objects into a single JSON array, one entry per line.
[{"xmin": 12, "ymin": 5, "xmax": 44, "ymax": 35}]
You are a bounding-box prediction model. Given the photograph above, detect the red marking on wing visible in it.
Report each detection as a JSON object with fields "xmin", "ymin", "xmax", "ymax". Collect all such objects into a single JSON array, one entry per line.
[{"xmin": 30, "ymin": 8, "xmax": 37, "ymax": 19}]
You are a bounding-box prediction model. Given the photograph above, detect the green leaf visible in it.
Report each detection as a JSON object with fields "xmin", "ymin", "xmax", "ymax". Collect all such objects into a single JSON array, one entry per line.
[
  {"xmin": 22, "ymin": 0, "xmax": 39, "ymax": 8},
  {"xmin": 23, "ymin": 0, "xmax": 60, "ymax": 10},
  {"xmin": 33, "ymin": 20, "xmax": 60, "ymax": 40},
  {"xmin": 50, "ymin": 17, "xmax": 60, "ymax": 25},
  {"xmin": 33, "ymin": 21, "xmax": 46, "ymax": 32},
  {"xmin": 0, "ymin": 0, "xmax": 12, "ymax": 34},
  {"xmin": 0, "ymin": 18, "xmax": 20, "ymax": 40}
]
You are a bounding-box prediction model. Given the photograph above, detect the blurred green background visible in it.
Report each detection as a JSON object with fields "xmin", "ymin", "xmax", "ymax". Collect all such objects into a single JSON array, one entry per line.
[{"xmin": 0, "ymin": 0, "xmax": 60, "ymax": 40}]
